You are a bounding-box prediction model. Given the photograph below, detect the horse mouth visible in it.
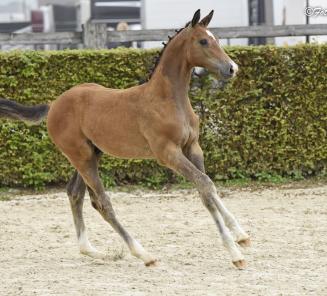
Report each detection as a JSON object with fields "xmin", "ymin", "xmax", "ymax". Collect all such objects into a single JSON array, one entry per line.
[
  {"xmin": 221, "ymin": 72, "xmax": 234, "ymax": 80},
  {"xmin": 212, "ymin": 70, "xmax": 234, "ymax": 82}
]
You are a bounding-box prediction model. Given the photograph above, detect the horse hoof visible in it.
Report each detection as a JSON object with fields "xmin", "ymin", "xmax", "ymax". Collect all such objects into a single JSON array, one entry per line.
[
  {"xmin": 145, "ymin": 259, "xmax": 159, "ymax": 267},
  {"xmin": 237, "ymin": 238, "xmax": 251, "ymax": 248},
  {"xmin": 233, "ymin": 259, "xmax": 246, "ymax": 270}
]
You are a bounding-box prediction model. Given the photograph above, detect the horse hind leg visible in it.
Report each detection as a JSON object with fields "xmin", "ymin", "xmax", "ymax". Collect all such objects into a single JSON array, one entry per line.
[
  {"xmin": 65, "ymin": 139, "xmax": 157, "ymax": 266},
  {"xmin": 67, "ymin": 170, "xmax": 105, "ymax": 259},
  {"xmin": 85, "ymin": 167, "xmax": 157, "ymax": 266}
]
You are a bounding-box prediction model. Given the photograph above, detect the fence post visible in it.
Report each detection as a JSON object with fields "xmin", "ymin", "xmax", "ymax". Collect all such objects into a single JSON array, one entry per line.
[{"xmin": 83, "ymin": 21, "xmax": 107, "ymax": 49}]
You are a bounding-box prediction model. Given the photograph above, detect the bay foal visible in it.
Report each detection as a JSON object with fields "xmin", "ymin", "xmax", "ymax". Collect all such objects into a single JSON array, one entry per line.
[{"xmin": 0, "ymin": 10, "xmax": 250, "ymax": 269}]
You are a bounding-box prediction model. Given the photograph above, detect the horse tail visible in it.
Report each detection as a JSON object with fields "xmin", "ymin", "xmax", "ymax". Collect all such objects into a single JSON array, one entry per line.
[{"xmin": 0, "ymin": 98, "xmax": 49, "ymax": 124}]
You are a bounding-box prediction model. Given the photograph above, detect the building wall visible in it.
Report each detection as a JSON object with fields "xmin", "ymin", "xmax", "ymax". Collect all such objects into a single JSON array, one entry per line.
[
  {"xmin": 141, "ymin": 0, "xmax": 249, "ymax": 48},
  {"xmin": 39, "ymin": 0, "xmax": 78, "ymax": 5},
  {"xmin": 274, "ymin": 0, "xmax": 327, "ymax": 45},
  {"xmin": 307, "ymin": 0, "xmax": 327, "ymax": 43},
  {"xmin": 0, "ymin": 0, "xmax": 38, "ymax": 22},
  {"xmin": 142, "ymin": 0, "xmax": 327, "ymax": 47}
]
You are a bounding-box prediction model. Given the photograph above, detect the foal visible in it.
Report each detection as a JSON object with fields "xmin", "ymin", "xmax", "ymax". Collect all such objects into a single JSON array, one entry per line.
[{"xmin": 0, "ymin": 10, "xmax": 250, "ymax": 269}]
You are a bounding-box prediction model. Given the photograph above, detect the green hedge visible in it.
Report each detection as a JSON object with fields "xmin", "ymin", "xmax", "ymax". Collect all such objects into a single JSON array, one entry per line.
[{"xmin": 0, "ymin": 45, "xmax": 326, "ymax": 188}]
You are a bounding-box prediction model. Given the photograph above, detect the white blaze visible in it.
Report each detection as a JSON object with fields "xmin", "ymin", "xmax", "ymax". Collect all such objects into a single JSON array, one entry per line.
[{"xmin": 206, "ymin": 30, "xmax": 216, "ymax": 40}]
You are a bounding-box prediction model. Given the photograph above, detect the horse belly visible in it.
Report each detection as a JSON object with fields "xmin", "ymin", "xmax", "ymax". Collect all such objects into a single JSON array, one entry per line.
[
  {"xmin": 97, "ymin": 137, "xmax": 153, "ymax": 159},
  {"xmin": 83, "ymin": 119, "xmax": 153, "ymax": 159}
]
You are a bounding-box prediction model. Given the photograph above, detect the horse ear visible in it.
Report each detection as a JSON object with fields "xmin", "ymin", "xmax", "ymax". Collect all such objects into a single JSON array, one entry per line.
[
  {"xmin": 200, "ymin": 10, "xmax": 214, "ymax": 27},
  {"xmin": 191, "ymin": 9, "xmax": 201, "ymax": 27}
]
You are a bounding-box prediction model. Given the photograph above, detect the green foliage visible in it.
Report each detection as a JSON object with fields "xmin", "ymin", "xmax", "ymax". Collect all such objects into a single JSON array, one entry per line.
[{"xmin": 0, "ymin": 45, "xmax": 326, "ymax": 189}]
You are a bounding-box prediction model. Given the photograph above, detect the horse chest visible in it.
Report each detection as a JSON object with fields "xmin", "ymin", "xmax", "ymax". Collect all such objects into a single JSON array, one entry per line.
[
  {"xmin": 180, "ymin": 120, "xmax": 198, "ymax": 147},
  {"xmin": 169, "ymin": 110, "xmax": 197, "ymax": 147}
]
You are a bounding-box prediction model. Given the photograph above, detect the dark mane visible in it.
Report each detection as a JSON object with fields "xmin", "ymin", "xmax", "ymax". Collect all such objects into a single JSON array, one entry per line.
[{"xmin": 147, "ymin": 23, "xmax": 190, "ymax": 81}]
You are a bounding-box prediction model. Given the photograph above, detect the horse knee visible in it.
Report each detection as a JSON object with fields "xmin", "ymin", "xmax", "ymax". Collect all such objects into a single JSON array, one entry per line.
[
  {"xmin": 100, "ymin": 202, "xmax": 118, "ymax": 226},
  {"xmin": 197, "ymin": 174, "xmax": 216, "ymax": 195},
  {"xmin": 201, "ymin": 194, "xmax": 216, "ymax": 213}
]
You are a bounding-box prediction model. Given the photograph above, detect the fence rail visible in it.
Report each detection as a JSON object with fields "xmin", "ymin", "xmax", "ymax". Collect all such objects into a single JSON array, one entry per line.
[
  {"xmin": 0, "ymin": 32, "xmax": 82, "ymax": 46},
  {"xmin": 106, "ymin": 24, "xmax": 327, "ymax": 42},
  {"xmin": 0, "ymin": 23, "xmax": 326, "ymax": 48}
]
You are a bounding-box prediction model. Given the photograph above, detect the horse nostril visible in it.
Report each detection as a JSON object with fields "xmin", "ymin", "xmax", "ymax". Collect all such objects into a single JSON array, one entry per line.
[{"xmin": 229, "ymin": 64, "xmax": 234, "ymax": 75}]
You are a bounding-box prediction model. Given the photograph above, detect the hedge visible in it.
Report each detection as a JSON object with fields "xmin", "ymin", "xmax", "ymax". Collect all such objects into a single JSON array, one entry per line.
[{"xmin": 0, "ymin": 45, "xmax": 326, "ymax": 188}]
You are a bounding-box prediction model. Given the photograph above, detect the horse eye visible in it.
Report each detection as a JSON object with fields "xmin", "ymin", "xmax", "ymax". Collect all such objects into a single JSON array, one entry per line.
[{"xmin": 199, "ymin": 39, "xmax": 208, "ymax": 46}]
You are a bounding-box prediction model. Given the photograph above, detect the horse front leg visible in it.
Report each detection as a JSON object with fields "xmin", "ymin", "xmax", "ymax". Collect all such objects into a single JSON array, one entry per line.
[
  {"xmin": 158, "ymin": 143, "xmax": 246, "ymax": 269},
  {"xmin": 185, "ymin": 141, "xmax": 250, "ymax": 247}
]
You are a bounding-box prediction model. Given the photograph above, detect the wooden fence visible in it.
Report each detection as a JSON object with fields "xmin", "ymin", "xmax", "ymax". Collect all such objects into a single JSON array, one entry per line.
[{"xmin": 0, "ymin": 22, "xmax": 327, "ymax": 49}]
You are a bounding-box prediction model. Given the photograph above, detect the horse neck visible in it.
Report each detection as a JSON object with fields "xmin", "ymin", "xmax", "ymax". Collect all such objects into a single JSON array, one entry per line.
[{"xmin": 148, "ymin": 35, "xmax": 193, "ymax": 103}]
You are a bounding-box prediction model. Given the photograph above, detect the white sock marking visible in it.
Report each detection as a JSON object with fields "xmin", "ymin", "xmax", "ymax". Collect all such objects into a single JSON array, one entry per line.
[
  {"xmin": 130, "ymin": 239, "xmax": 155, "ymax": 264},
  {"xmin": 79, "ymin": 230, "xmax": 97, "ymax": 253}
]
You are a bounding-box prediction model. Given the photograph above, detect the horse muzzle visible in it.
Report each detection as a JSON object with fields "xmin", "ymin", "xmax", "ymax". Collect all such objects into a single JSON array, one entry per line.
[{"xmin": 218, "ymin": 61, "xmax": 238, "ymax": 80}]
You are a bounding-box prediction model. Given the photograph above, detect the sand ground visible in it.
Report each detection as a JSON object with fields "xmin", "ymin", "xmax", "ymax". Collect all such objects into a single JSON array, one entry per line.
[{"xmin": 0, "ymin": 184, "xmax": 327, "ymax": 296}]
